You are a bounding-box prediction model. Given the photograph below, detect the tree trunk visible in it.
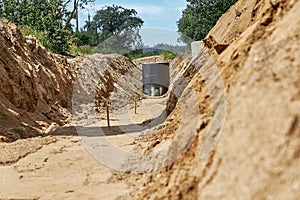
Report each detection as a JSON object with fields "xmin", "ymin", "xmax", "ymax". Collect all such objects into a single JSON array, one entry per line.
[
  {"xmin": 64, "ymin": 0, "xmax": 77, "ymax": 30},
  {"xmin": 76, "ymin": 5, "xmax": 79, "ymax": 32}
]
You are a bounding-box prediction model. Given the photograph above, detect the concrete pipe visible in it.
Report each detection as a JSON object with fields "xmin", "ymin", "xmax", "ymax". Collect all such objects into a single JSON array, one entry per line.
[{"xmin": 142, "ymin": 62, "xmax": 170, "ymax": 97}]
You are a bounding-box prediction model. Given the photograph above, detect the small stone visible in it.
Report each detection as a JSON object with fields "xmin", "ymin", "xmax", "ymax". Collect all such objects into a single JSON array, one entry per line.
[
  {"xmin": 235, "ymin": 8, "xmax": 242, "ymax": 18},
  {"xmin": 270, "ymin": 0, "xmax": 280, "ymax": 6},
  {"xmin": 292, "ymin": 182, "xmax": 299, "ymax": 190}
]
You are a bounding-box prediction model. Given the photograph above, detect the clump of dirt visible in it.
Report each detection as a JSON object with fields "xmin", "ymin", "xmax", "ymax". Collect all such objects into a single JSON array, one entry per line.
[{"xmin": 116, "ymin": 0, "xmax": 300, "ymax": 199}]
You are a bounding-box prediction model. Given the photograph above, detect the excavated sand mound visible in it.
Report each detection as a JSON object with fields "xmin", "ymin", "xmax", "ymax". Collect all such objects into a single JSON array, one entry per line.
[
  {"xmin": 118, "ymin": 0, "xmax": 300, "ymax": 199},
  {"xmin": 0, "ymin": 0, "xmax": 299, "ymax": 198},
  {"xmin": 0, "ymin": 20, "xmax": 141, "ymax": 142},
  {"xmin": 0, "ymin": 20, "xmax": 75, "ymax": 142}
]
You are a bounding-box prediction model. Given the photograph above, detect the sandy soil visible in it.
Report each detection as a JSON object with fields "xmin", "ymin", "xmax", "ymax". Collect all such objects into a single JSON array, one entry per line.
[
  {"xmin": 0, "ymin": 97, "xmax": 167, "ymax": 199},
  {"xmin": 1, "ymin": 0, "xmax": 300, "ymax": 199}
]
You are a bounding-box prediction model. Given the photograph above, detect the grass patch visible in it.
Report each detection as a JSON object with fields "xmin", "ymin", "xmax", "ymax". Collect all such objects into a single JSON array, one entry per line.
[
  {"xmin": 124, "ymin": 49, "xmax": 178, "ymax": 60},
  {"xmin": 161, "ymin": 50, "xmax": 177, "ymax": 59},
  {"xmin": 19, "ymin": 26, "xmax": 49, "ymax": 48},
  {"xmin": 124, "ymin": 51, "xmax": 161, "ymax": 60},
  {"xmin": 70, "ymin": 45, "xmax": 94, "ymax": 55}
]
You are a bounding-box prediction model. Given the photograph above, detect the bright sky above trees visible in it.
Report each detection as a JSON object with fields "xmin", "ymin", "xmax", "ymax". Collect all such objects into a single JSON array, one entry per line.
[{"xmin": 78, "ymin": 0, "xmax": 187, "ymax": 30}]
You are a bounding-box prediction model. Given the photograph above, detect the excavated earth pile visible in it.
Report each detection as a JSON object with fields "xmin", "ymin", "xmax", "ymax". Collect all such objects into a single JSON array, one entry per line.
[
  {"xmin": 0, "ymin": 20, "xmax": 76, "ymax": 142},
  {"xmin": 115, "ymin": 0, "xmax": 300, "ymax": 199},
  {"xmin": 0, "ymin": 20, "xmax": 142, "ymax": 165},
  {"xmin": 0, "ymin": 0, "xmax": 300, "ymax": 198}
]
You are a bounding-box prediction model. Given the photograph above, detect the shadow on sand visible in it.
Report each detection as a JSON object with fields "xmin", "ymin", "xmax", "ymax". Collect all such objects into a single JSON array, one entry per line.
[{"xmin": 51, "ymin": 112, "xmax": 166, "ymax": 137}]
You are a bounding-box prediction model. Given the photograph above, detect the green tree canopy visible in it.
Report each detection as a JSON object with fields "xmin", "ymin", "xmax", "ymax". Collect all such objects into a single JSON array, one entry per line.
[
  {"xmin": 87, "ymin": 5, "xmax": 144, "ymax": 54},
  {"xmin": 92, "ymin": 5, "xmax": 143, "ymax": 38},
  {"xmin": 177, "ymin": 0, "xmax": 237, "ymax": 44}
]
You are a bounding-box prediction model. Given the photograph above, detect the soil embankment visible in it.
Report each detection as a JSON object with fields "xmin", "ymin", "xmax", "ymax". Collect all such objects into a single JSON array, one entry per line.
[
  {"xmin": 1, "ymin": 0, "xmax": 300, "ymax": 199},
  {"xmin": 117, "ymin": 0, "xmax": 300, "ymax": 199}
]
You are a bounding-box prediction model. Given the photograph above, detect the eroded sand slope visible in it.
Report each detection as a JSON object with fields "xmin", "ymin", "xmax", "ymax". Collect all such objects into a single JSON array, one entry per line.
[
  {"xmin": 119, "ymin": 0, "xmax": 300, "ymax": 199},
  {"xmin": 1, "ymin": 0, "xmax": 300, "ymax": 199}
]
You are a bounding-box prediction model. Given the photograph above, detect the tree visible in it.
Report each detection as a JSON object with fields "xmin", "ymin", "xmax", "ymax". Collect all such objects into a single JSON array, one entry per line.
[
  {"xmin": 81, "ymin": 14, "xmax": 99, "ymax": 46},
  {"xmin": 85, "ymin": 5, "xmax": 144, "ymax": 54},
  {"xmin": 94, "ymin": 29, "xmax": 143, "ymax": 54},
  {"xmin": 0, "ymin": 0, "xmax": 94, "ymax": 54},
  {"xmin": 87, "ymin": 4, "xmax": 144, "ymax": 53},
  {"xmin": 177, "ymin": 0, "xmax": 238, "ymax": 44},
  {"xmin": 74, "ymin": 30, "xmax": 93, "ymax": 46},
  {"xmin": 63, "ymin": 0, "xmax": 94, "ymax": 32},
  {"xmin": 0, "ymin": 0, "xmax": 71, "ymax": 53},
  {"xmin": 0, "ymin": 0, "xmax": 4, "ymax": 17}
]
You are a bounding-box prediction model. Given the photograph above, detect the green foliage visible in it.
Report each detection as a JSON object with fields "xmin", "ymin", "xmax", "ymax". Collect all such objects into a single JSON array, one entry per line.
[
  {"xmin": 1, "ymin": 0, "xmax": 67, "ymax": 53},
  {"xmin": 0, "ymin": 1, "xmax": 3, "ymax": 18},
  {"xmin": 64, "ymin": 0, "xmax": 95, "ymax": 32},
  {"xmin": 19, "ymin": 26, "xmax": 48, "ymax": 46},
  {"xmin": 70, "ymin": 44, "xmax": 93, "ymax": 55},
  {"xmin": 45, "ymin": 25, "xmax": 71, "ymax": 54},
  {"xmin": 0, "ymin": 0, "xmax": 94, "ymax": 54},
  {"xmin": 93, "ymin": 29, "xmax": 143, "ymax": 54},
  {"xmin": 83, "ymin": 5, "xmax": 144, "ymax": 52},
  {"xmin": 178, "ymin": 0, "xmax": 238, "ymax": 43},
  {"xmin": 92, "ymin": 5, "xmax": 143, "ymax": 37},
  {"xmin": 123, "ymin": 49, "xmax": 178, "ymax": 60},
  {"xmin": 20, "ymin": 25, "xmax": 71, "ymax": 54},
  {"xmin": 73, "ymin": 31, "xmax": 93, "ymax": 46},
  {"xmin": 161, "ymin": 50, "xmax": 177, "ymax": 59}
]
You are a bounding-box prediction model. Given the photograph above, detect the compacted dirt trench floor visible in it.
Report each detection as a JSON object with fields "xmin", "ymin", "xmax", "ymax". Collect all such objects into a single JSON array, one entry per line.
[{"xmin": 0, "ymin": 97, "xmax": 166, "ymax": 199}]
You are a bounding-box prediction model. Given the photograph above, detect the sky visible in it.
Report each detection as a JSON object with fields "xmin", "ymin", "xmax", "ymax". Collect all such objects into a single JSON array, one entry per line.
[{"xmin": 77, "ymin": 0, "xmax": 188, "ymax": 46}]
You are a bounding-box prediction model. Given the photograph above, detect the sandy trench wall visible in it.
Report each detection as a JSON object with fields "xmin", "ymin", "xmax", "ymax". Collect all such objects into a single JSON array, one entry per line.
[
  {"xmin": 0, "ymin": 20, "xmax": 138, "ymax": 142},
  {"xmin": 119, "ymin": 0, "xmax": 300, "ymax": 199},
  {"xmin": 0, "ymin": 20, "xmax": 77, "ymax": 142}
]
